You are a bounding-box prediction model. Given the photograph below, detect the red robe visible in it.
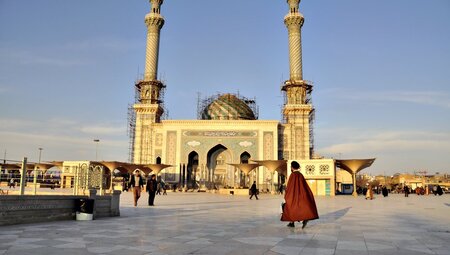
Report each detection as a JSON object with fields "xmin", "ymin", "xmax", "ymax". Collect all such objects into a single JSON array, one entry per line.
[{"xmin": 281, "ymin": 171, "xmax": 319, "ymax": 222}]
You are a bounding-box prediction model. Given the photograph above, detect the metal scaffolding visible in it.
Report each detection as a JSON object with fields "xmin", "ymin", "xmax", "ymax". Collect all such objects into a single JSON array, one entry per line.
[
  {"xmin": 127, "ymin": 78, "xmax": 168, "ymax": 163},
  {"xmin": 197, "ymin": 92, "xmax": 259, "ymax": 120},
  {"xmin": 280, "ymin": 80, "xmax": 315, "ymax": 159}
]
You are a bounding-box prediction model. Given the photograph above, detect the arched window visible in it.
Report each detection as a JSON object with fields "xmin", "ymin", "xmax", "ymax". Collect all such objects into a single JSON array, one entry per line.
[
  {"xmin": 240, "ymin": 152, "xmax": 251, "ymax": 164},
  {"xmin": 156, "ymin": 157, "xmax": 161, "ymax": 164}
]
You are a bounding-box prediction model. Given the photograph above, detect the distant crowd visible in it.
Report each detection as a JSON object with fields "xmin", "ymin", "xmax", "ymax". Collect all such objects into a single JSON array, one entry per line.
[{"xmin": 360, "ymin": 184, "xmax": 445, "ymax": 200}]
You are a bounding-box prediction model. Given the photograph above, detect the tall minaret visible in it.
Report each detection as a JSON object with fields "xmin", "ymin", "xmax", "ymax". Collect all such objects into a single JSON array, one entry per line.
[
  {"xmin": 281, "ymin": 0, "xmax": 314, "ymax": 160},
  {"xmin": 133, "ymin": 0, "xmax": 166, "ymax": 164},
  {"xmin": 144, "ymin": 0, "xmax": 164, "ymax": 82},
  {"xmin": 137, "ymin": 0, "xmax": 165, "ymax": 107}
]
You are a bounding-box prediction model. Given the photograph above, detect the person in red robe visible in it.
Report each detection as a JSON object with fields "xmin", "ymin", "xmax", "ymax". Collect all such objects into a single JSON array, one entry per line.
[{"xmin": 281, "ymin": 161, "xmax": 319, "ymax": 228}]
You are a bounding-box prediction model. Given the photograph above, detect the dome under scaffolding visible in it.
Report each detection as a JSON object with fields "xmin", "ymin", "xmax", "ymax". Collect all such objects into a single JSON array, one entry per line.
[{"xmin": 198, "ymin": 93, "xmax": 259, "ymax": 120}]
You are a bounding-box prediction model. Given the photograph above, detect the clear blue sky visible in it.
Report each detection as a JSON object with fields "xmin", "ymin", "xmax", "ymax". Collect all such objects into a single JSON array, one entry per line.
[{"xmin": 1, "ymin": 0, "xmax": 449, "ymax": 175}]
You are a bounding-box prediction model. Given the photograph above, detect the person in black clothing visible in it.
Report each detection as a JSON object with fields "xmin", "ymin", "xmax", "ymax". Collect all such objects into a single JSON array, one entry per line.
[
  {"xmin": 404, "ymin": 185, "xmax": 410, "ymax": 197},
  {"xmin": 156, "ymin": 182, "xmax": 162, "ymax": 195},
  {"xmin": 146, "ymin": 174, "xmax": 158, "ymax": 206},
  {"xmin": 278, "ymin": 184, "xmax": 284, "ymax": 195},
  {"xmin": 436, "ymin": 185, "xmax": 444, "ymax": 196},
  {"xmin": 122, "ymin": 178, "xmax": 129, "ymax": 192},
  {"xmin": 249, "ymin": 181, "xmax": 258, "ymax": 200},
  {"xmin": 382, "ymin": 186, "xmax": 388, "ymax": 197},
  {"xmin": 162, "ymin": 182, "xmax": 167, "ymax": 195}
]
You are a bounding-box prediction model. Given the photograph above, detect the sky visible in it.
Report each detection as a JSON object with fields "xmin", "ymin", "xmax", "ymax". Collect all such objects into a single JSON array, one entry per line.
[{"xmin": 1, "ymin": 0, "xmax": 449, "ymax": 175}]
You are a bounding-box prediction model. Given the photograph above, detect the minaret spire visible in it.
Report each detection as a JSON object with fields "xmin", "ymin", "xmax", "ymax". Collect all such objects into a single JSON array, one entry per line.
[
  {"xmin": 144, "ymin": 0, "xmax": 164, "ymax": 81},
  {"xmin": 132, "ymin": 0, "xmax": 166, "ymax": 164},
  {"xmin": 282, "ymin": 0, "xmax": 312, "ymax": 106},
  {"xmin": 281, "ymin": 0, "xmax": 314, "ymax": 160},
  {"xmin": 285, "ymin": 0, "xmax": 304, "ymax": 81},
  {"xmin": 136, "ymin": 0, "xmax": 165, "ymax": 107}
]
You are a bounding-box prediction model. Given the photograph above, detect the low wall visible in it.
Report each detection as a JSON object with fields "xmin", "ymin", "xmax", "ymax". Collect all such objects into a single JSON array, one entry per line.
[{"xmin": 0, "ymin": 190, "xmax": 121, "ymax": 226}]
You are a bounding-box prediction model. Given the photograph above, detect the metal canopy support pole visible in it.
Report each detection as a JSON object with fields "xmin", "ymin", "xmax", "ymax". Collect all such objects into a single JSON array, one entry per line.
[
  {"xmin": 85, "ymin": 165, "xmax": 89, "ymax": 195},
  {"xmin": 352, "ymin": 172, "xmax": 357, "ymax": 197},
  {"xmin": 184, "ymin": 164, "xmax": 188, "ymax": 191},
  {"xmin": 33, "ymin": 166, "xmax": 38, "ymax": 195},
  {"xmin": 73, "ymin": 165, "xmax": 79, "ymax": 195},
  {"xmin": 100, "ymin": 166, "xmax": 104, "ymax": 195},
  {"xmin": 271, "ymin": 171, "xmax": 275, "ymax": 194},
  {"xmin": 19, "ymin": 157, "xmax": 27, "ymax": 195}
]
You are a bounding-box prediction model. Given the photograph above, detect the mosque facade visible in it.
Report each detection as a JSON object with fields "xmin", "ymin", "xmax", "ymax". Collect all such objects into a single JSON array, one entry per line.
[{"xmin": 130, "ymin": 0, "xmax": 335, "ymax": 195}]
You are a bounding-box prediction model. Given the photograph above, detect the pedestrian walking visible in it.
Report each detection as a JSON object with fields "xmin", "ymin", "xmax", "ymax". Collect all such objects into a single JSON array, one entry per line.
[
  {"xmin": 278, "ymin": 184, "xmax": 284, "ymax": 195},
  {"xmin": 162, "ymin": 182, "xmax": 167, "ymax": 195},
  {"xmin": 122, "ymin": 178, "xmax": 129, "ymax": 192},
  {"xmin": 365, "ymin": 184, "xmax": 374, "ymax": 200},
  {"xmin": 129, "ymin": 170, "xmax": 144, "ymax": 207},
  {"xmin": 9, "ymin": 178, "xmax": 15, "ymax": 189},
  {"xmin": 156, "ymin": 182, "xmax": 162, "ymax": 195},
  {"xmin": 281, "ymin": 161, "xmax": 318, "ymax": 229},
  {"xmin": 249, "ymin": 181, "xmax": 258, "ymax": 200},
  {"xmin": 382, "ymin": 186, "xmax": 388, "ymax": 197},
  {"xmin": 404, "ymin": 185, "xmax": 410, "ymax": 197},
  {"xmin": 147, "ymin": 174, "xmax": 157, "ymax": 206},
  {"xmin": 436, "ymin": 185, "xmax": 444, "ymax": 196}
]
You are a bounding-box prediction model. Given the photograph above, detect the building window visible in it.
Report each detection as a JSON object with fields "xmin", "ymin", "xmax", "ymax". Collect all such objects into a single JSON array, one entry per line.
[
  {"xmin": 319, "ymin": 165, "xmax": 330, "ymax": 175},
  {"xmin": 305, "ymin": 165, "xmax": 315, "ymax": 175}
]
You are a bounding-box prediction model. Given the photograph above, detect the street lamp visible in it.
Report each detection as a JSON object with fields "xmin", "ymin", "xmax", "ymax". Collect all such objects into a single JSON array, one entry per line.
[
  {"xmin": 34, "ymin": 147, "xmax": 43, "ymax": 195},
  {"xmin": 38, "ymin": 148, "xmax": 43, "ymax": 164},
  {"xmin": 93, "ymin": 139, "xmax": 100, "ymax": 161}
]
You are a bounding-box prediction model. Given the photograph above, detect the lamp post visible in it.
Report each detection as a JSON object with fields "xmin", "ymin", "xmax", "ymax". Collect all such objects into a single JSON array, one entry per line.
[
  {"xmin": 33, "ymin": 148, "xmax": 43, "ymax": 195},
  {"xmin": 38, "ymin": 148, "xmax": 43, "ymax": 164},
  {"xmin": 93, "ymin": 139, "xmax": 100, "ymax": 161}
]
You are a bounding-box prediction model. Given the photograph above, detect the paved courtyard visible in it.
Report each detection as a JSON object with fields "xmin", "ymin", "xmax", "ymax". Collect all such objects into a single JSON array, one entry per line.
[{"xmin": 0, "ymin": 192, "xmax": 449, "ymax": 255}]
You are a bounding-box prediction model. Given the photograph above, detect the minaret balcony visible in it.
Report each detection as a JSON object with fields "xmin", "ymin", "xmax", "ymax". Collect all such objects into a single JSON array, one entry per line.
[
  {"xmin": 281, "ymin": 80, "xmax": 313, "ymax": 92},
  {"xmin": 145, "ymin": 14, "xmax": 165, "ymax": 28},
  {"xmin": 284, "ymin": 12, "xmax": 304, "ymax": 24}
]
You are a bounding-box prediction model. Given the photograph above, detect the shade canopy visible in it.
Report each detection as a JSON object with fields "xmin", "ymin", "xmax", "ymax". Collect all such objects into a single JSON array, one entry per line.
[
  {"xmin": 251, "ymin": 160, "xmax": 287, "ymax": 174},
  {"xmin": 275, "ymin": 163, "xmax": 287, "ymax": 175},
  {"xmin": 1, "ymin": 162, "xmax": 57, "ymax": 173},
  {"xmin": 144, "ymin": 164, "xmax": 172, "ymax": 175},
  {"xmin": 97, "ymin": 161, "xmax": 140, "ymax": 174},
  {"xmin": 0, "ymin": 163, "xmax": 22, "ymax": 169},
  {"xmin": 335, "ymin": 159, "xmax": 376, "ymax": 175},
  {"xmin": 228, "ymin": 163, "xmax": 260, "ymax": 175},
  {"xmin": 34, "ymin": 163, "xmax": 57, "ymax": 172}
]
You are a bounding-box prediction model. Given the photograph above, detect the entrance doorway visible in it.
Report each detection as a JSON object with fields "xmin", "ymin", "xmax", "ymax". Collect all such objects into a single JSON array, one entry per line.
[
  {"xmin": 237, "ymin": 152, "xmax": 251, "ymax": 188},
  {"xmin": 187, "ymin": 151, "xmax": 199, "ymax": 189},
  {"xmin": 206, "ymin": 144, "xmax": 232, "ymax": 189}
]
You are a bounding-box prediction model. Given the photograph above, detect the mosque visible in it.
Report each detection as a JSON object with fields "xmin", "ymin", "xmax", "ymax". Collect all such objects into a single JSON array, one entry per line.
[{"xmin": 129, "ymin": 0, "xmax": 336, "ymax": 196}]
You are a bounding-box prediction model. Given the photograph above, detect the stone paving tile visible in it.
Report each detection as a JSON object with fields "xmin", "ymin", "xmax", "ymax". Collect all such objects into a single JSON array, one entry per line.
[
  {"xmin": 1, "ymin": 193, "xmax": 449, "ymax": 255},
  {"xmin": 298, "ymin": 247, "xmax": 334, "ymax": 255},
  {"xmin": 270, "ymin": 245, "xmax": 303, "ymax": 255},
  {"xmin": 334, "ymin": 249, "xmax": 368, "ymax": 255}
]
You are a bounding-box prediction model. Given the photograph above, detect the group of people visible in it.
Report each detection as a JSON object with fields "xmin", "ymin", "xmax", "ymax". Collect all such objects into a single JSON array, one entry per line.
[
  {"xmin": 365, "ymin": 184, "xmax": 445, "ymax": 198},
  {"xmin": 432, "ymin": 185, "xmax": 444, "ymax": 196},
  {"xmin": 365, "ymin": 185, "xmax": 390, "ymax": 200},
  {"xmin": 126, "ymin": 161, "xmax": 319, "ymax": 229},
  {"xmin": 129, "ymin": 171, "xmax": 158, "ymax": 207},
  {"xmin": 404, "ymin": 185, "xmax": 444, "ymax": 197}
]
